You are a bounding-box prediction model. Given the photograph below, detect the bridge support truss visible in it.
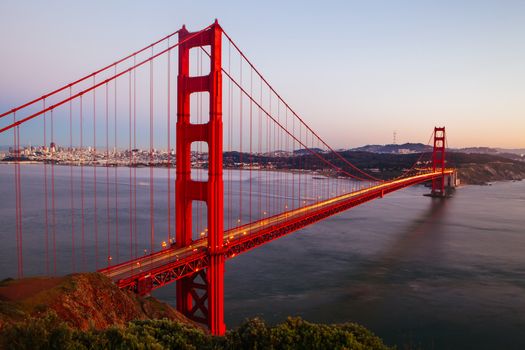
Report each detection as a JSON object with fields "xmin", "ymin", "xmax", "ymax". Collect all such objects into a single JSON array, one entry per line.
[
  {"xmin": 431, "ymin": 127, "xmax": 446, "ymax": 197},
  {"xmin": 175, "ymin": 21, "xmax": 225, "ymax": 335}
]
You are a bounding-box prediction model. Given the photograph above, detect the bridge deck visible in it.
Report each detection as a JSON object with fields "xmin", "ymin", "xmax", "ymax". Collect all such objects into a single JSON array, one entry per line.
[{"xmin": 99, "ymin": 170, "xmax": 453, "ymax": 292}]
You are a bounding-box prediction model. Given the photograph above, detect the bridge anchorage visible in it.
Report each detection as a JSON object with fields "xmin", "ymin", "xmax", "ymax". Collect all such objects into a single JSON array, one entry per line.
[{"xmin": 0, "ymin": 19, "xmax": 458, "ymax": 337}]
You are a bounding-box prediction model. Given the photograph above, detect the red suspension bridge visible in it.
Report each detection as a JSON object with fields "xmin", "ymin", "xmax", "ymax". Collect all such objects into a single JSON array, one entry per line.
[{"xmin": 0, "ymin": 21, "xmax": 456, "ymax": 335}]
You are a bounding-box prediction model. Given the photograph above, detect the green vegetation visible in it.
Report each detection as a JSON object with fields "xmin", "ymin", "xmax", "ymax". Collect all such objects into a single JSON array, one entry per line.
[{"xmin": 0, "ymin": 313, "xmax": 393, "ymax": 350}]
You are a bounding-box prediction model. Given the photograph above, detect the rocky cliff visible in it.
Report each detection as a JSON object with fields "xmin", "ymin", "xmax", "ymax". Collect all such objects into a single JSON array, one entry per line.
[
  {"xmin": 446, "ymin": 152, "xmax": 525, "ymax": 185},
  {"xmin": 456, "ymin": 162, "xmax": 525, "ymax": 185},
  {"xmin": 0, "ymin": 273, "xmax": 196, "ymax": 331}
]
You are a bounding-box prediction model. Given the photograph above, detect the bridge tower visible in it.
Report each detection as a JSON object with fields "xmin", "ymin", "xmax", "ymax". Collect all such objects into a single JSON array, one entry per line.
[
  {"xmin": 431, "ymin": 127, "xmax": 446, "ymax": 197},
  {"xmin": 175, "ymin": 21, "xmax": 225, "ymax": 335}
]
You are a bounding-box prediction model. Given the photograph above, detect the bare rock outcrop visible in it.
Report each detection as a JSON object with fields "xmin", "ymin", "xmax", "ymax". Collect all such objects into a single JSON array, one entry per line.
[{"xmin": 0, "ymin": 273, "xmax": 197, "ymax": 331}]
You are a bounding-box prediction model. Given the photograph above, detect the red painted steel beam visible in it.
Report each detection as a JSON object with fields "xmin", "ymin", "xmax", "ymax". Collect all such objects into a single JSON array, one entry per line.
[{"xmin": 116, "ymin": 250, "xmax": 209, "ymax": 292}]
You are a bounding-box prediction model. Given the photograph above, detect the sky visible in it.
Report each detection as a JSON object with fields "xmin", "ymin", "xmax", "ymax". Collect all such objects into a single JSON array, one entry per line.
[{"xmin": 0, "ymin": 0, "xmax": 524, "ymax": 148}]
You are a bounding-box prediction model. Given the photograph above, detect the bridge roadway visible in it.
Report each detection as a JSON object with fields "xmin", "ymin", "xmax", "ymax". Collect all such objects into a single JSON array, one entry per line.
[{"xmin": 100, "ymin": 170, "xmax": 453, "ymax": 293}]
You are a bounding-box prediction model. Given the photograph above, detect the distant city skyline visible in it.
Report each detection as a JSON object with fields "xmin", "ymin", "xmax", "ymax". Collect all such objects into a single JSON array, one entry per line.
[{"xmin": 0, "ymin": 0, "xmax": 524, "ymax": 148}]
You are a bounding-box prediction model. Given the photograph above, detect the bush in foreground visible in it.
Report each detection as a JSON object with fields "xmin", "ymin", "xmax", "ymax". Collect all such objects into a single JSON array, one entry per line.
[{"xmin": 0, "ymin": 313, "xmax": 393, "ymax": 350}]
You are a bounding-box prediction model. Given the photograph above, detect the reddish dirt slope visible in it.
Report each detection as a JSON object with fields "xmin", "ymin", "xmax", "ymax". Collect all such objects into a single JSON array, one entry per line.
[{"xmin": 0, "ymin": 273, "xmax": 198, "ymax": 331}]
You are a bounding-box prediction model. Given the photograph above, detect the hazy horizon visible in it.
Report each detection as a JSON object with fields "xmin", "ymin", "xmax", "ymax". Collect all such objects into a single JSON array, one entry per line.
[{"xmin": 1, "ymin": 142, "xmax": 524, "ymax": 152}]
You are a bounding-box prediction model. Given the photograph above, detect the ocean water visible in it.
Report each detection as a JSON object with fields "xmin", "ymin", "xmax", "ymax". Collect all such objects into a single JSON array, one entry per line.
[
  {"xmin": 1, "ymin": 164, "xmax": 524, "ymax": 349},
  {"xmin": 156, "ymin": 179, "xmax": 525, "ymax": 349}
]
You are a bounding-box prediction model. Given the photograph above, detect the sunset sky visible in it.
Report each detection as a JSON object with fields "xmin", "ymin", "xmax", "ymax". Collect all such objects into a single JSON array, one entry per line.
[{"xmin": 0, "ymin": 0, "xmax": 524, "ymax": 148}]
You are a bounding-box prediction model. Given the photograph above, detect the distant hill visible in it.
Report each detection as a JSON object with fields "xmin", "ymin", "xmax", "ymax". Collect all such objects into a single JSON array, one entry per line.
[
  {"xmin": 347, "ymin": 143, "xmax": 525, "ymax": 163},
  {"xmin": 351, "ymin": 143, "xmax": 432, "ymax": 154},
  {"xmin": 454, "ymin": 147, "xmax": 525, "ymax": 156},
  {"xmin": 293, "ymin": 147, "xmax": 325, "ymax": 156},
  {"xmin": 496, "ymin": 148, "xmax": 525, "ymax": 155},
  {"xmin": 454, "ymin": 146, "xmax": 499, "ymax": 154},
  {"xmin": 450, "ymin": 147, "xmax": 525, "ymax": 162}
]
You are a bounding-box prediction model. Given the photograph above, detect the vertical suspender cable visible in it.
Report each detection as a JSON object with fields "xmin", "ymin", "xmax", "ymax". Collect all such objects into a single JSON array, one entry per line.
[
  {"xmin": 106, "ymin": 83, "xmax": 111, "ymax": 266},
  {"xmin": 51, "ymin": 109, "xmax": 56, "ymax": 275},
  {"xmin": 43, "ymin": 101, "xmax": 49, "ymax": 275},
  {"xmin": 292, "ymin": 109, "xmax": 295, "ymax": 209},
  {"xmin": 93, "ymin": 77, "xmax": 98, "ymax": 270},
  {"xmin": 167, "ymin": 40, "xmax": 172, "ymax": 244},
  {"xmin": 284, "ymin": 107, "xmax": 288, "ymax": 210},
  {"xmin": 114, "ymin": 65, "xmax": 119, "ymax": 263},
  {"xmin": 150, "ymin": 52, "xmax": 155, "ymax": 254},
  {"xmin": 68, "ymin": 88, "xmax": 74, "ymax": 274},
  {"xmin": 17, "ymin": 123, "xmax": 23, "ymax": 277},
  {"xmin": 80, "ymin": 95, "xmax": 84, "ymax": 271},
  {"xmin": 129, "ymin": 71, "xmax": 133, "ymax": 257},
  {"xmin": 259, "ymin": 78, "xmax": 262, "ymax": 218},
  {"xmin": 13, "ymin": 114, "xmax": 21, "ymax": 278},
  {"xmin": 133, "ymin": 55, "xmax": 137, "ymax": 259},
  {"xmin": 238, "ymin": 56, "xmax": 242, "ymax": 225},
  {"xmin": 275, "ymin": 99, "xmax": 279, "ymax": 211},
  {"xmin": 266, "ymin": 86, "xmax": 270, "ymax": 216},
  {"xmin": 227, "ymin": 41, "xmax": 232, "ymax": 230},
  {"xmin": 249, "ymin": 67, "xmax": 253, "ymax": 226}
]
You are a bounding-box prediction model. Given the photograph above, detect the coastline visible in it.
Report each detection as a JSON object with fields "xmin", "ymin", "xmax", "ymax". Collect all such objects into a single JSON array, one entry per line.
[{"xmin": 2, "ymin": 160, "xmax": 524, "ymax": 186}]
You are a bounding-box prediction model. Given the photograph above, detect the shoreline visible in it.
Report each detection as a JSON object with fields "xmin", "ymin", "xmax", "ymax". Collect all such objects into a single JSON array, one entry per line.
[{"xmin": 1, "ymin": 160, "xmax": 524, "ymax": 185}]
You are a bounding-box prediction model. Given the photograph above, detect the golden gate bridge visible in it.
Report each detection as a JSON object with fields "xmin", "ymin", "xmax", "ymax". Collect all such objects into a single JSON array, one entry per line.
[{"xmin": 0, "ymin": 21, "xmax": 456, "ymax": 335}]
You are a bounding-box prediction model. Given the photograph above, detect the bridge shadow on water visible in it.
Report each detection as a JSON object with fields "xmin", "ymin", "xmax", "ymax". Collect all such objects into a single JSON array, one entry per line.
[
  {"xmin": 312, "ymin": 196, "xmax": 454, "ymax": 348},
  {"xmin": 350, "ymin": 197, "xmax": 449, "ymax": 282}
]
